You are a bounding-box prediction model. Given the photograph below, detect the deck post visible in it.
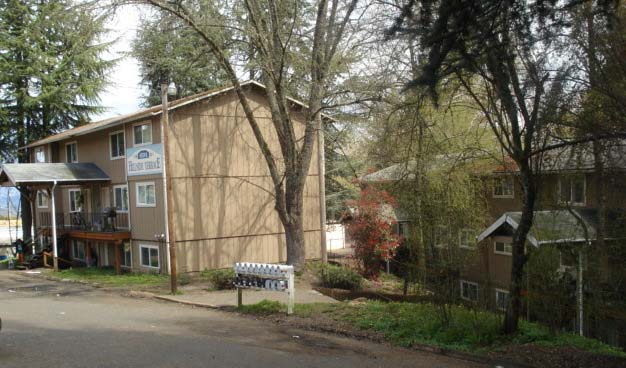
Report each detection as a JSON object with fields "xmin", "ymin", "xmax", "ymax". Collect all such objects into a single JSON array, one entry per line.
[
  {"xmin": 85, "ymin": 241, "xmax": 92, "ymax": 267},
  {"xmin": 49, "ymin": 181, "xmax": 59, "ymax": 271},
  {"xmin": 114, "ymin": 241, "xmax": 121, "ymax": 275}
]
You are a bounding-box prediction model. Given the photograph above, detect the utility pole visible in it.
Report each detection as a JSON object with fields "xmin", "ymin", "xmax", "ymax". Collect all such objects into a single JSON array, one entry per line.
[
  {"xmin": 317, "ymin": 117, "xmax": 327, "ymax": 263},
  {"xmin": 161, "ymin": 80, "xmax": 178, "ymax": 294}
]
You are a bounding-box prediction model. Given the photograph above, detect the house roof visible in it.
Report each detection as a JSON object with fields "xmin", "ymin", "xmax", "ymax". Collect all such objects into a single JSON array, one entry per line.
[
  {"xmin": 493, "ymin": 141, "xmax": 626, "ymax": 173},
  {"xmin": 24, "ymin": 80, "xmax": 321, "ymax": 149},
  {"xmin": 0, "ymin": 163, "xmax": 110, "ymax": 187},
  {"xmin": 360, "ymin": 153, "xmax": 497, "ymax": 183},
  {"xmin": 477, "ymin": 210, "xmax": 598, "ymax": 247}
]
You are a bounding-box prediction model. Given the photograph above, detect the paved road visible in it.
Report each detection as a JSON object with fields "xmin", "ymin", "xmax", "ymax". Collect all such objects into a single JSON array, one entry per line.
[{"xmin": 0, "ymin": 271, "xmax": 487, "ymax": 368}]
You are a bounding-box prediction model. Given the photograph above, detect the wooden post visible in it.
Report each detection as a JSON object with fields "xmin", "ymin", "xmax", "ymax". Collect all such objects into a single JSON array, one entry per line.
[
  {"xmin": 85, "ymin": 242, "xmax": 92, "ymax": 267},
  {"xmin": 161, "ymin": 82, "xmax": 178, "ymax": 294},
  {"xmin": 114, "ymin": 241, "xmax": 121, "ymax": 275},
  {"xmin": 287, "ymin": 272, "xmax": 295, "ymax": 315},
  {"xmin": 237, "ymin": 287, "xmax": 243, "ymax": 308},
  {"xmin": 317, "ymin": 118, "xmax": 328, "ymax": 263},
  {"xmin": 48, "ymin": 182, "xmax": 59, "ymax": 271}
]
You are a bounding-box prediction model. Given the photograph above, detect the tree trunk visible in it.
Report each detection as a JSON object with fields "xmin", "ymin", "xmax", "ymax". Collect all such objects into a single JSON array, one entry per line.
[
  {"xmin": 503, "ymin": 165, "xmax": 535, "ymax": 334},
  {"xmin": 284, "ymin": 216, "xmax": 306, "ymax": 270}
]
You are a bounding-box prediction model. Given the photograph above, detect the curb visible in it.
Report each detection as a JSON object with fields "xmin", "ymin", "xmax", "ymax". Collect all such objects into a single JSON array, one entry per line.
[{"xmin": 152, "ymin": 294, "xmax": 222, "ymax": 309}]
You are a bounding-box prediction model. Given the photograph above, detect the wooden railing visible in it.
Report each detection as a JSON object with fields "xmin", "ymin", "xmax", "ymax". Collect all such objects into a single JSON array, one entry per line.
[{"xmin": 38, "ymin": 211, "xmax": 130, "ymax": 233}]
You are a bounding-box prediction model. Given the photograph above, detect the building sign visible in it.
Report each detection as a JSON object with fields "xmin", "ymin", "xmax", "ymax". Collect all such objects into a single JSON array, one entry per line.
[{"xmin": 126, "ymin": 144, "xmax": 163, "ymax": 176}]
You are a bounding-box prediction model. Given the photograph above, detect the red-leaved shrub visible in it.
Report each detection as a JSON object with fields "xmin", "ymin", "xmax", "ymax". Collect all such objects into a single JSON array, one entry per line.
[{"xmin": 346, "ymin": 186, "xmax": 401, "ymax": 279}]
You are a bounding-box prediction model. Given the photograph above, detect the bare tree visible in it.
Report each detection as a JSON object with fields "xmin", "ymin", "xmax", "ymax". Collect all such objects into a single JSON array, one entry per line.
[{"xmin": 117, "ymin": 0, "xmax": 359, "ymax": 269}]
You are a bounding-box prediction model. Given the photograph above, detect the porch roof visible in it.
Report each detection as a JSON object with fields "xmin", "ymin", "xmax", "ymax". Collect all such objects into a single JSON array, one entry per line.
[
  {"xmin": 0, "ymin": 163, "xmax": 110, "ymax": 187},
  {"xmin": 477, "ymin": 210, "xmax": 597, "ymax": 247}
]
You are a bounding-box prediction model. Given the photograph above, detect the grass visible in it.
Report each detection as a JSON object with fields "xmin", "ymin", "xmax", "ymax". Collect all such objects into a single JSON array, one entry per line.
[
  {"xmin": 236, "ymin": 299, "xmax": 626, "ymax": 358},
  {"xmin": 55, "ymin": 267, "xmax": 169, "ymax": 288}
]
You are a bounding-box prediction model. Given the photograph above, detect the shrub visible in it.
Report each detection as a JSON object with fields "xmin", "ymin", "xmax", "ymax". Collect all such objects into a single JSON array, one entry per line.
[
  {"xmin": 317, "ymin": 263, "xmax": 363, "ymax": 290},
  {"xmin": 201, "ymin": 268, "xmax": 235, "ymax": 290},
  {"xmin": 178, "ymin": 273, "xmax": 192, "ymax": 286},
  {"xmin": 346, "ymin": 186, "xmax": 401, "ymax": 279}
]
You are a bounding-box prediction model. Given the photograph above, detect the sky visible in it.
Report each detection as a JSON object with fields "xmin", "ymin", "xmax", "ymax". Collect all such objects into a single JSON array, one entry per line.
[{"xmin": 92, "ymin": 5, "xmax": 145, "ymax": 121}]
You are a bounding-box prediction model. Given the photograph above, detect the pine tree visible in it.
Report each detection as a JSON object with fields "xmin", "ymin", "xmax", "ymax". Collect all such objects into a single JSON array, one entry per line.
[
  {"xmin": 0, "ymin": 0, "xmax": 114, "ymax": 242},
  {"xmin": 131, "ymin": 9, "xmax": 229, "ymax": 107}
]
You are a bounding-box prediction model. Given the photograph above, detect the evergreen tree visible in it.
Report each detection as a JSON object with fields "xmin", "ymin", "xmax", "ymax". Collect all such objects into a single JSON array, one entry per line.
[
  {"xmin": 131, "ymin": 9, "xmax": 228, "ymax": 107},
  {"xmin": 0, "ymin": 0, "xmax": 114, "ymax": 242}
]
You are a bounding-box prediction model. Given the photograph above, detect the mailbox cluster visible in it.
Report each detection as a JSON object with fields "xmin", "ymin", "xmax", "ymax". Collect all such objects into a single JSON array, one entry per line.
[
  {"xmin": 233, "ymin": 263, "xmax": 294, "ymax": 291},
  {"xmin": 233, "ymin": 262, "xmax": 296, "ymax": 314}
]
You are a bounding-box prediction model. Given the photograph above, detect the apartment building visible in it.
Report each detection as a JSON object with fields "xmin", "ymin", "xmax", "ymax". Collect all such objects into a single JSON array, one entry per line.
[{"xmin": 0, "ymin": 81, "xmax": 323, "ymax": 273}]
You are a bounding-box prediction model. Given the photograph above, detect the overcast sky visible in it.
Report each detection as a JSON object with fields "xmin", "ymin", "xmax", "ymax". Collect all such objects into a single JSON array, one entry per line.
[{"xmin": 92, "ymin": 5, "xmax": 144, "ymax": 121}]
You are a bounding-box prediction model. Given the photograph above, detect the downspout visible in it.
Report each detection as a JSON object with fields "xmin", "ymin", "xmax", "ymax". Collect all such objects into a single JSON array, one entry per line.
[{"xmin": 50, "ymin": 180, "xmax": 58, "ymax": 271}]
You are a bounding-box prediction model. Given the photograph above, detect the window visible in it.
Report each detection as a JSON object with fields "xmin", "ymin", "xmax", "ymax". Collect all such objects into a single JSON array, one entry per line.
[
  {"xmin": 459, "ymin": 229, "xmax": 475, "ymax": 249},
  {"xmin": 121, "ymin": 241, "xmax": 132, "ymax": 268},
  {"xmin": 494, "ymin": 241, "xmax": 513, "ymax": 255},
  {"xmin": 69, "ymin": 189, "xmax": 82, "ymax": 213},
  {"xmin": 35, "ymin": 147, "xmax": 46, "ymax": 163},
  {"xmin": 72, "ymin": 240, "xmax": 85, "ymax": 261},
  {"xmin": 397, "ymin": 221, "xmax": 409, "ymax": 239},
  {"xmin": 434, "ymin": 225, "xmax": 447, "ymax": 248},
  {"xmin": 37, "ymin": 191, "xmax": 48, "ymax": 208},
  {"xmin": 113, "ymin": 185, "xmax": 129, "ymax": 212},
  {"xmin": 66, "ymin": 142, "xmax": 77, "ymax": 163},
  {"xmin": 460, "ymin": 280, "xmax": 478, "ymax": 301},
  {"xmin": 136, "ymin": 182, "xmax": 156, "ymax": 207},
  {"xmin": 110, "ymin": 130, "xmax": 125, "ymax": 159},
  {"xmin": 493, "ymin": 176, "xmax": 514, "ymax": 198},
  {"xmin": 133, "ymin": 123, "xmax": 152, "ymax": 146},
  {"xmin": 495, "ymin": 289, "xmax": 510, "ymax": 311},
  {"xmin": 559, "ymin": 176, "xmax": 586, "ymax": 206},
  {"xmin": 140, "ymin": 244, "xmax": 159, "ymax": 268}
]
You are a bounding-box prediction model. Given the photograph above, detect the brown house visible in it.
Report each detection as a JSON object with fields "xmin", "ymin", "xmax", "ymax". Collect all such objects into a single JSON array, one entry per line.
[
  {"xmin": 0, "ymin": 81, "xmax": 323, "ymax": 273},
  {"xmin": 362, "ymin": 144, "xmax": 626, "ymax": 346}
]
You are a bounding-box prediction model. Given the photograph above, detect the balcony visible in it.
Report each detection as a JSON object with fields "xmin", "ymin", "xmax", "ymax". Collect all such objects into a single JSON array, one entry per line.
[{"xmin": 38, "ymin": 211, "xmax": 131, "ymax": 241}]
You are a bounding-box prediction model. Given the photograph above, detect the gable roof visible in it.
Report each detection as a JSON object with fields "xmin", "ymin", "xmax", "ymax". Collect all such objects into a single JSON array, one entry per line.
[
  {"xmin": 24, "ymin": 80, "xmax": 319, "ymax": 149},
  {"xmin": 477, "ymin": 210, "xmax": 599, "ymax": 247},
  {"xmin": 0, "ymin": 163, "xmax": 110, "ymax": 187}
]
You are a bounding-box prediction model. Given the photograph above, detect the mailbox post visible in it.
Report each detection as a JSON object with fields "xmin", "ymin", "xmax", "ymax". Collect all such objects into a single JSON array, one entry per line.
[{"xmin": 234, "ymin": 262, "xmax": 295, "ymax": 315}]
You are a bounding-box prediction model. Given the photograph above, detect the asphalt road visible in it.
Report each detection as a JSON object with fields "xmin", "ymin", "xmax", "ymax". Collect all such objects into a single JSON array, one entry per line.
[{"xmin": 0, "ymin": 271, "xmax": 488, "ymax": 368}]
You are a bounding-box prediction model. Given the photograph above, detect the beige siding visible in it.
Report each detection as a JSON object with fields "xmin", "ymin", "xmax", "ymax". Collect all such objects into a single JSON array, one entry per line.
[
  {"xmin": 168, "ymin": 90, "xmax": 322, "ymax": 272},
  {"xmin": 128, "ymin": 174, "xmax": 166, "ymax": 241}
]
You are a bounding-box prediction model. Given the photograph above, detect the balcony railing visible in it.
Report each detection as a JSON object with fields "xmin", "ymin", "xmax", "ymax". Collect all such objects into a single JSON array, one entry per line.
[{"xmin": 38, "ymin": 211, "xmax": 130, "ymax": 232}]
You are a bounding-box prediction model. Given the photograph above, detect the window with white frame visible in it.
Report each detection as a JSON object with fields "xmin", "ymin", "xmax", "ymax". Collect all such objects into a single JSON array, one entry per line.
[
  {"xmin": 460, "ymin": 280, "xmax": 479, "ymax": 301},
  {"xmin": 493, "ymin": 176, "xmax": 514, "ymax": 198},
  {"xmin": 68, "ymin": 189, "xmax": 82, "ymax": 212},
  {"xmin": 459, "ymin": 229, "xmax": 475, "ymax": 249},
  {"xmin": 495, "ymin": 289, "xmax": 509, "ymax": 311},
  {"xmin": 35, "ymin": 147, "xmax": 46, "ymax": 163},
  {"xmin": 140, "ymin": 244, "xmax": 159, "ymax": 268},
  {"xmin": 72, "ymin": 240, "xmax": 85, "ymax": 261},
  {"xmin": 110, "ymin": 130, "xmax": 125, "ymax": 159},
  {"xmin": 434, "ymin": 225, "xmax": 447, "ymax": 248},
  {"xmin": 136, "ymin": 182, "xmax": 156, "ymax": 207},
  {"xmin": 37, "ymin": 191, "xmax": 48, "ymax": 208},
  {"xmin": 494, "ymin": 241, "xmax": 513, "ymax": 255},
  {"xmin": 66, "ymin": 142, "xmax": 77, "ymax": 163},
  {"xmin": 133, "ymin": 123, "xmax": 152, "ymax": 146},
  {"xmin": 121, "ymin": 241, "xmax": 132, "ymax": 268},
  {"xmin": 113, "ymin": 185, "xmax": 129, "ymax": 212},
  {"xmin": 559, "ymin": 176, "xmax": 586, "ymax": 206}
]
